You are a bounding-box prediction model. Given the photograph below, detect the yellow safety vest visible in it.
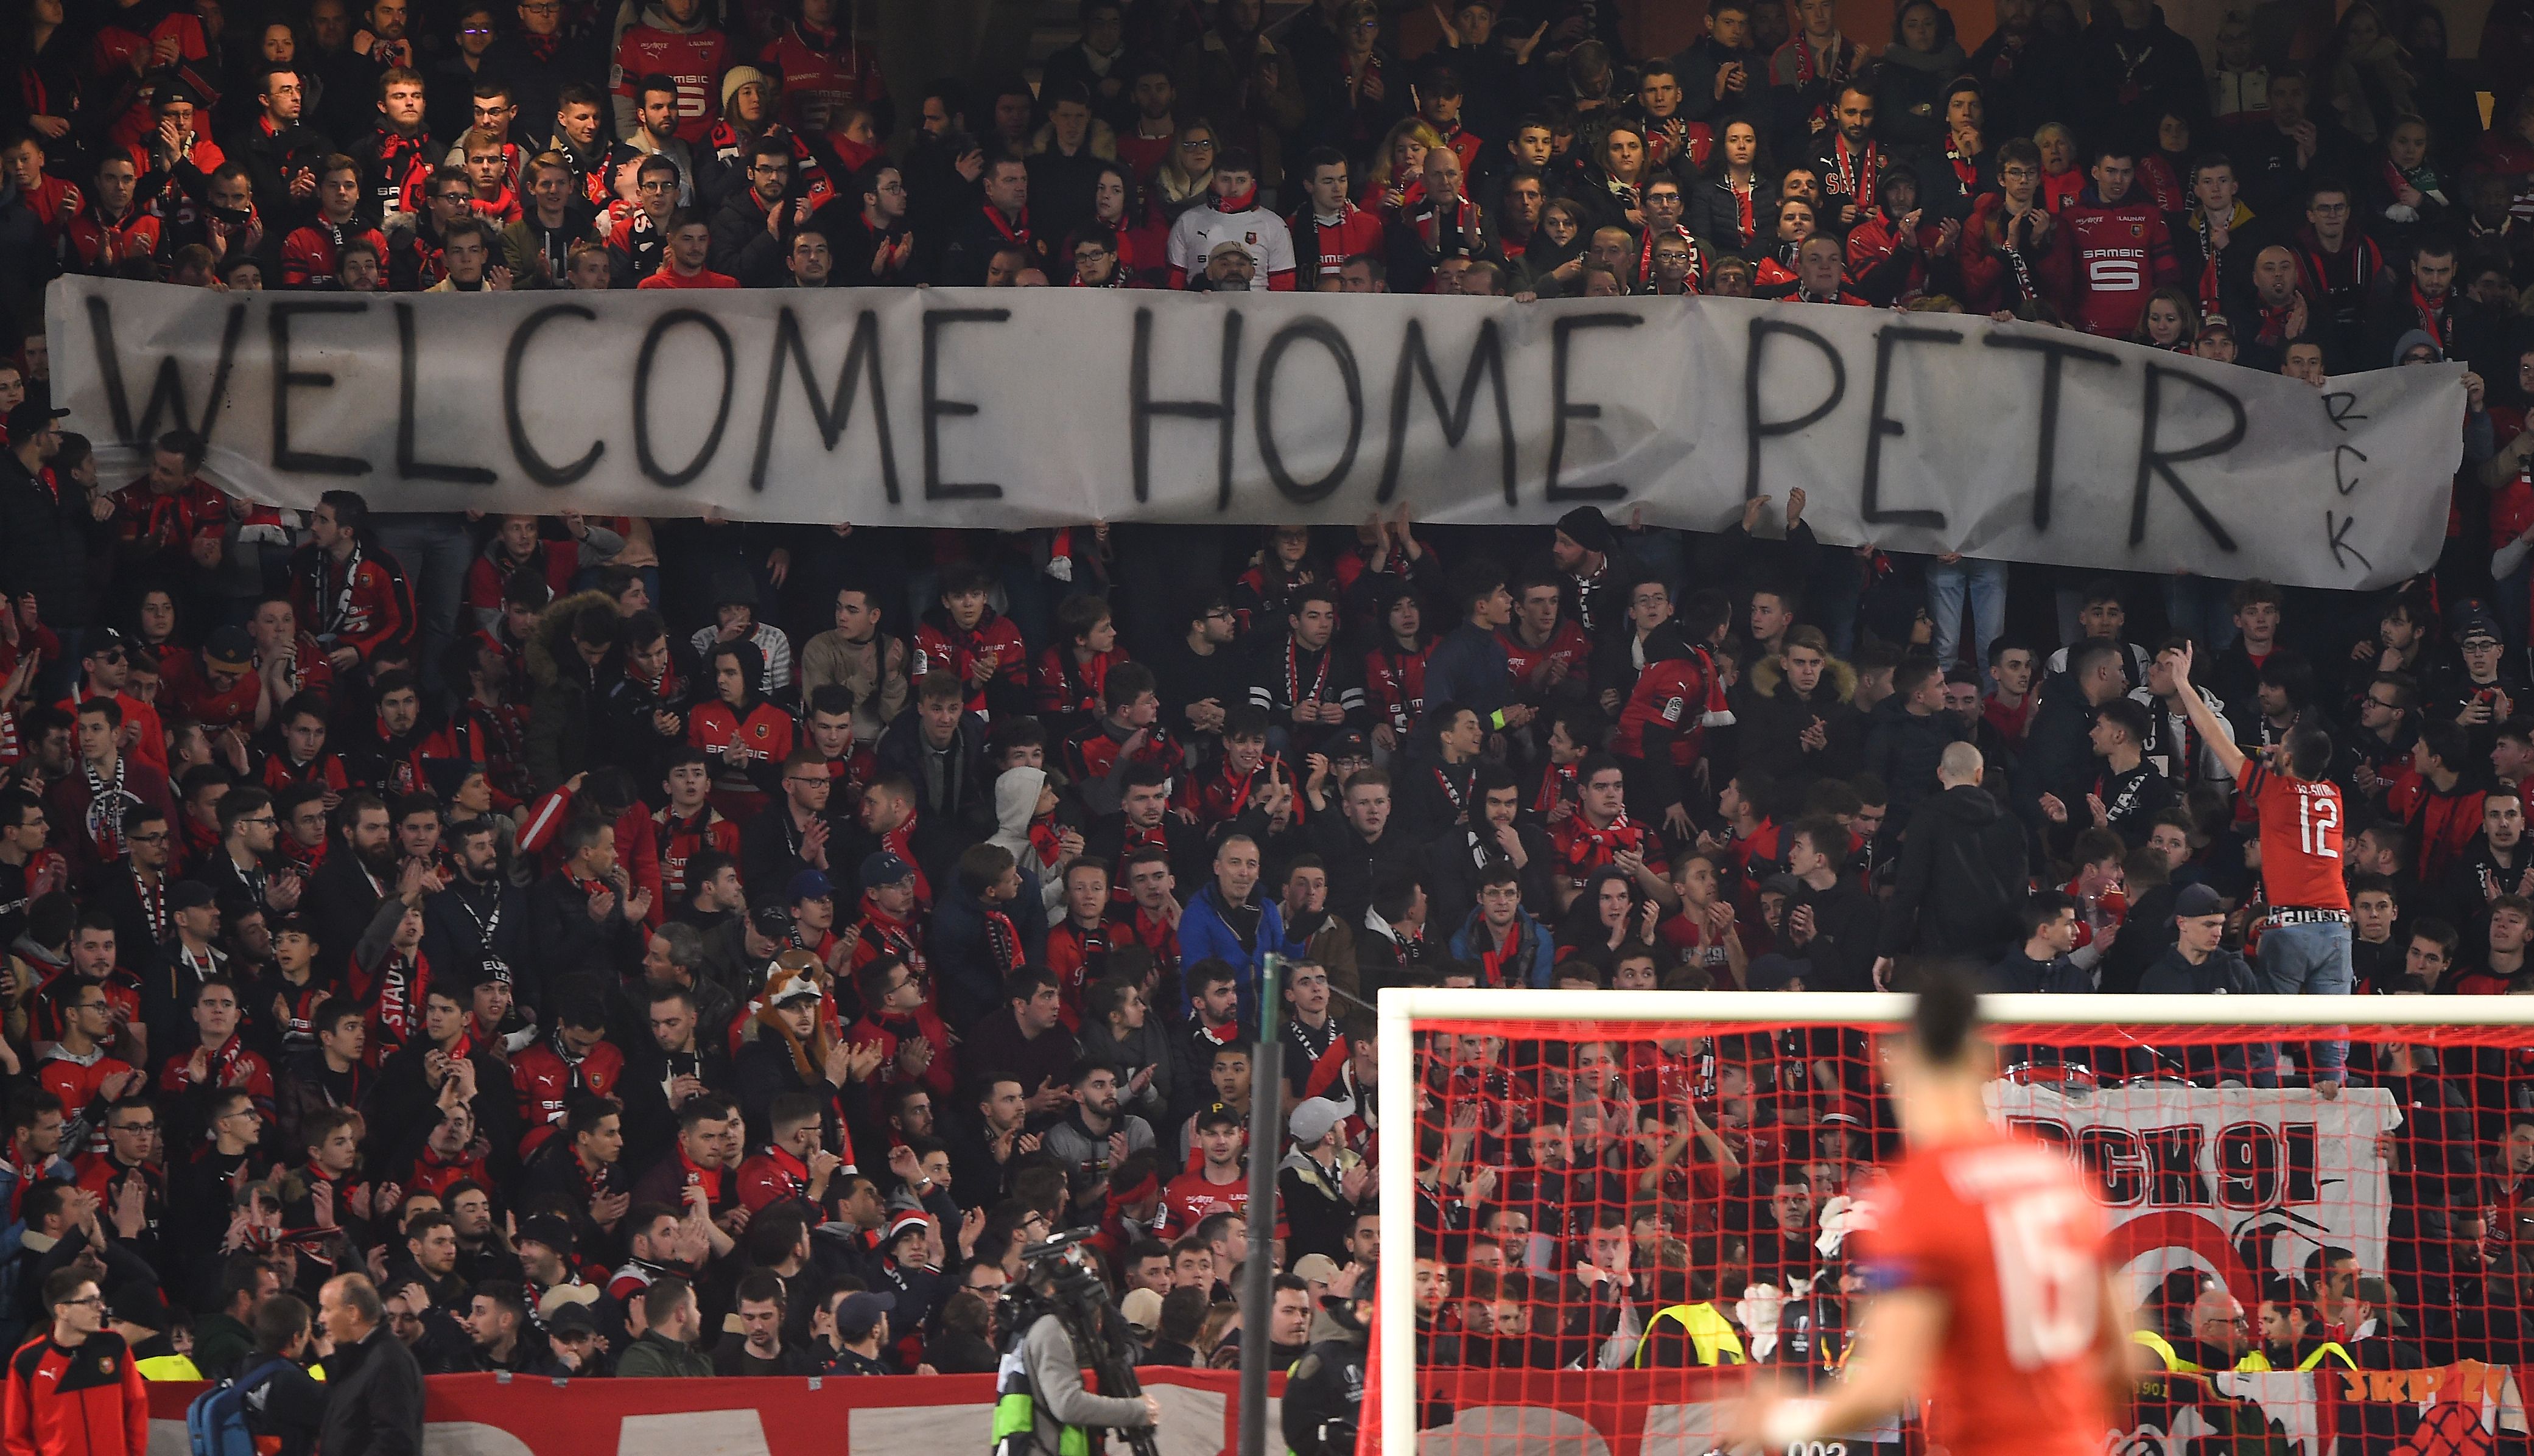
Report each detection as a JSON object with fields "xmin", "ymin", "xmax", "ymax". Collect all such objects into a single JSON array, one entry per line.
[
  {"xmin": 2234, "ymin": 1342, "xmax": 2355, "ymax": 1373},
  {"xmin": 1633, "ymin": 1303, "xmax": 1748, "ymax": 1368},
  {"xmin": 991, "ymin": 1345, "xmax": 1089, "ymax": 1456},
  {"xmin": 2132, "ymin": 1329, "xmax": 2199, "ymax": 1373},
  {"xmin": 136, "ymin": 1354, "xmax": 203, "ymax": 1381}
]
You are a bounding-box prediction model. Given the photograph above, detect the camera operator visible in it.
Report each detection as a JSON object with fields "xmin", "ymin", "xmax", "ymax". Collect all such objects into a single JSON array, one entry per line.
[
  {"xmin": 997, "ymin": 1240, "xmax": 1160, "ymax": 1456},
  {"xmin": 1281, "ymin": 1262, "xmax": 1372, "ymax": 1456}
]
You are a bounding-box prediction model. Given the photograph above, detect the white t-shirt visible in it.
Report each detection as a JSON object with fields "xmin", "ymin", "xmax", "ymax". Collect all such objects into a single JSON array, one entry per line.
[{"xmin": 1165, "ymin": 201, "xmax": 1297, "ymax": 290}]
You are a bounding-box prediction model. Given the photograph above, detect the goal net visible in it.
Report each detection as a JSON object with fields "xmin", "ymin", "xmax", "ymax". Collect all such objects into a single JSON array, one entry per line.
[{"xmin": 1370, "ymin": 989, "xmax": 2534, "ymax": 1456}]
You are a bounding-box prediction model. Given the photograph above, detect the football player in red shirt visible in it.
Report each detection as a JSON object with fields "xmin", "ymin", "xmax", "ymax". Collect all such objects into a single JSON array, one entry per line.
[{"xmin": 1731, "ymin": 974, "xmax": 2125, "ymax": 1456}]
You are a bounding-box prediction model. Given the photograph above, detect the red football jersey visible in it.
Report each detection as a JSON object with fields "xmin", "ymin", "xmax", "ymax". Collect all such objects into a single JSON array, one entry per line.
[
  {"xmin": 1156, "ymin": 1169, "xmax": 1249, "ymax": 1239},
  {"xmin": 2239, "ymin": 761, "xmax": 2349, "ymax": 910},
  {"xmin": 1853, "ymin": 1129, "xmax": 2110, "ymax": 1456}
]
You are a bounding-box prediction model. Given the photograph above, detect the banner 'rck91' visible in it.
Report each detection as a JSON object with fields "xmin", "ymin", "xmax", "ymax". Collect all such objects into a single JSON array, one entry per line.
[{"xmin": 47, "ymin": 276, "xmax": 2462, "ymax": 591}]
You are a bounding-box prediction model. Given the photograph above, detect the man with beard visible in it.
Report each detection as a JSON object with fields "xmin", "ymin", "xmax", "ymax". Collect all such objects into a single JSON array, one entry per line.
[
  {"xmin": 308, "ymin": 793, "xmax": 399, "ymax": 964},
  {"xmin": 422, "ymin": 817, "xmax": 524, "ymax": 982},
  {"xmin": 1040, "ymin": 1060, "xmax": 1155, "ymax": 1224}
]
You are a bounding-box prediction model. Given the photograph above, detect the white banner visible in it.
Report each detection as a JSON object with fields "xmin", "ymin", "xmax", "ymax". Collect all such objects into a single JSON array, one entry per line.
[
  {"xmin": 1987, "ymin": 1080, "xmax": 2398, "ymax": 1295},
  {"xmin": 48, "ymin": 277, "xmax": 2460, "ymax": 590}
]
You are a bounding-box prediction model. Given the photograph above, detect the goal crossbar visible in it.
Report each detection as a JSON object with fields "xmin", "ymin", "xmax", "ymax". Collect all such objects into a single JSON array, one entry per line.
[{"xmin": 1371, "ymin": 987, "xmax": 2534, "ymax": 1448}]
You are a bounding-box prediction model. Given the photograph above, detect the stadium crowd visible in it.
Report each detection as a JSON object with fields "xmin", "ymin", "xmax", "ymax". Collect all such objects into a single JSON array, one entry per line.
[{"xmin": 7, "ymin": 0, "xmax": 2534, "ymax": 1436}]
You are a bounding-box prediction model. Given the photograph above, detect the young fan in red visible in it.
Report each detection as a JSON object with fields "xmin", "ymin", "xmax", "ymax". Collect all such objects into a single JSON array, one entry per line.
[
  {"xmin": 461, "ymin": 516, "xmax": 595, "ymax": 630},
  {"xmin": 1611, "ymin": 607, "xmax": 1736, "ymax": 843},
  {"xmin": 290, "ymin": 492, "xmax": 411, "ymax": 671},
  {"xmin": 1043, "ymin": 861, "xmax": 1116, "ymax": 1029},
  {"xmin": 1551, "ymin": 757, "xmax": 1671, "ymax": 905},
  {"xmin": 1289, "ymin": 148, "xmax": 1383, "ymax": 287},
  {"xmin": 1157, "ymin": 1104, "xmax": 1251, "ymax": 1237},
  {"xmin": 651, "ymin": 752, "xmax": 743, "ymax": 905},
  {"xmin": 848, "ymin": 955, "xmax": 952, "ymax": 1102},
  {"xmin": 638, "ymin": 211, "xmax": 738, "ymax": 287},
  {"xmin": 687, "ymin": 640, "xmax": 793, "ymax": 806},
  {"xmin": 1034, "ymin": 596, "xmax": 1126, "ymax": 739},
  {"xmin": 1499, "ymin": 575, "xmax": 1593, "ymax": 704},
  {"xmin": 1364, "ymin": 589, "xmax": 1432, "ymax": 752},
  {"xmin": 1064, "ymin": 663, "xmax": 1184, "ymax": 793},
  {"xmin": 913, "ymin": 562, "xmax": 1030, "ymax": 721}
]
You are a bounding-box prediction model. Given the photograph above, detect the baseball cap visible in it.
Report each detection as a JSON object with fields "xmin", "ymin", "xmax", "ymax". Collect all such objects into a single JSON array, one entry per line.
[
  {"xmin": 789, "ymin": 869, "xmax": 834, "ymax": 903},
  {"xmin": 1758, "ymin": 873, "xmax": 1802, "ymax": 900},
  {"xmin": 749, "ymin": 904, "xmax": 795, "ymax": 939},
  {"xmin": 1324, "ymin": 729, "xmax": 1371, "ymax": 763},
  {"xmin": 1196, "ymin": 1102, "xmax": 1243, "ymax": 1131},
  {"xmin": 84, "ymin": 626, "xmax": 130, "ymax": 657},
  {"xmin": 1119, "ymin": 1287, "xmax": 1164, "ymax": 1334},
  {"xmin": 835, "ymin": 1290, "xmax": 895, "ymax": 1335},
  {"xmin": 205, "ymin": 626, "xmax": 253, "ymax": 672},
  {"xmin": 1290, "ymin": 1253, "xmax": 1339, "ymax": 1286},
  {"xmin": 1288, "ymin": 1097, "xmax": 1343, "ymax": 1146},
  {"xmin": 543, "ymin": 1300, "xmax": 599, "ymax": 1335},
  {"xmin": 2195, "ymin": 312, "xmax": 2234, "ymax": 340},
  {"xmin": 2458, "ymin": 604, "xmax": 2506, "ymax": 646},
  {"xmin": 2174, "ymin": 883, "xmax": 2226, "ymax": 919},
  {"xmin": 170, "ymin": 880, "xmax": 216, "ymax": 912},
  {"xmin": 860, "ymin": 852, "xmax": 914, "ymax": 891},
  {"xmin": 4, "ymin": 402, "xmax": 68, "ymax": 438}
]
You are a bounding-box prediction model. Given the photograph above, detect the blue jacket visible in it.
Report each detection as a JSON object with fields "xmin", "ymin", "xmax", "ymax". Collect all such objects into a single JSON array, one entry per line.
[
  {"xmin": 1176, "ymin": 883, "xmax": 1295, "ymax": 1023},
  {"xmin": 1446, "ymin": 905, "xmax": 1556, "ymax": 989},
  {"xmin": 1422, "ymin": 623, "xmax": 1514, "ymax": 721}
]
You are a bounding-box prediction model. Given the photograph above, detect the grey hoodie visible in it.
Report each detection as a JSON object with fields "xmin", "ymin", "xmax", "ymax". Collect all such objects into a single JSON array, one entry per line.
[{"xmin": 990, "ymin": 766, "xmax": 1067, "ymax": 926}]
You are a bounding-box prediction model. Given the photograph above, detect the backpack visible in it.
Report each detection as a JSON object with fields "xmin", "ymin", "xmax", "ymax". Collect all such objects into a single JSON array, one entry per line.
[{"xmin": 184, "ymin": 1356, "xmax": 289, "ymax": 1456}]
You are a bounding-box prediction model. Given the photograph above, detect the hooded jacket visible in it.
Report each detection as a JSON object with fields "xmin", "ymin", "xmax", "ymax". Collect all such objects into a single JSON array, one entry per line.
[
  {"xmin": 523, "ymin": 590, "xmax": 620, "ymax": 792},
  {"xmin": 988, "ymin": 766, "xmax": 1067, "ymax": 926},
  {"xmin": 1878, "ymin": 783, "xmax": 2029, "ymax": 959},
  {"xmin": 1739, "ymin": 653, "xmax": 1865, "ymax": 786}
]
